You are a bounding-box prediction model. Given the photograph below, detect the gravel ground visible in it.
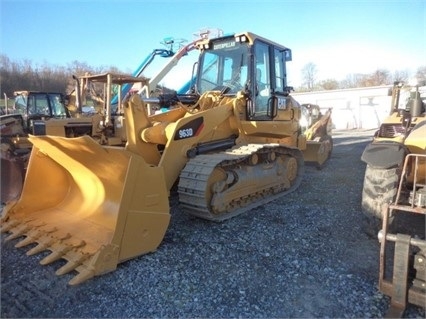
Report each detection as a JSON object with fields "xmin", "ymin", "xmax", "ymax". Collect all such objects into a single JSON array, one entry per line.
[{"xmin": 1, "ymin": 129, "xmax": 425, "ymax": 318}]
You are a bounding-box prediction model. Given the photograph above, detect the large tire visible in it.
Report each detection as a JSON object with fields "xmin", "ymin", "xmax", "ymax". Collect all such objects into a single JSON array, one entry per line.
[{"xmin": 361, "ymin": 165, "xmax": 399, "ymax": 236}]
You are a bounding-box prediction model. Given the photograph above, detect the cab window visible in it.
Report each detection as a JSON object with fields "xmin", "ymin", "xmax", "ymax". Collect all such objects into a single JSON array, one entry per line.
[
  {"xmin": 254, "ymin": 42, "xmax": 271, "ymax": 117},
  {"xmin": 28, "ymin": 94, "xmax": 50, "ymax": 116},
  {"xmin": 49, "ymin": 94, "xmax": 67, "ymax": 117},
  {"xmin": 198, "ymin": 41, "xmax": 248, "ymax": 94},
  {"xmin": 274, "ymin": 48, "xmax": 286, "ymax": 93}
]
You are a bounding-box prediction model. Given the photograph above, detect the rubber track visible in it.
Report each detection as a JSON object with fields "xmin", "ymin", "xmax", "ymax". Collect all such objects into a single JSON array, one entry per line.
[{"xmin": 178, "ymin": 144, "xmax": 304, "ymax": 221}]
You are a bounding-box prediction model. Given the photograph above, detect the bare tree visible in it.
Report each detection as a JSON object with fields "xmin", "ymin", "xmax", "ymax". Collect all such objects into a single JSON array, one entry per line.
[
  {"xmin": 416, "ymin": 66, "xmax": 426, "ymax": 82},
  {"xmin": 339, "ymin": 74, "xmax": 358, "ymax": 89},
  {"xmin": 392, "ymin": 69, "xmax": 409, "ymax": 83},
  {"xmin": 0, "ymin": 55, "xmax": 124, "ymax": 97},
  {"xmin": 370, "ymin": 69, "xmax": 391, "ymax": 86},
  {"xmin": 317, "ymin": 79, "xmax": 339, "ymax": 90},
  {"xmin": 301, "ymin": 62, "xmax": 317, "ymax": 91},
  {"xmin": 357, "ymin": 69, "xmax": 391, "ymax": 87}
]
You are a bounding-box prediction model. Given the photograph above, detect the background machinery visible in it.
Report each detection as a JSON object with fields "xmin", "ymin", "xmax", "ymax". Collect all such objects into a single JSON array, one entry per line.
[
  {"xmin": 360, "ymin": 81, "xmax": 426, "ymax": 316},
  {"xmin": 109, "ymin": 35, "xmax": 201, "ymax": 107},
  {"xmin": 0, "ymin": 75, "xmax": 148, "ymax": 203},
  {"xmin": 1, "ymin": 31, "xmax": 332, "ymax": 285},
  {"xmin": 300, "ymin": 103, "xmax": 333, "ymax": 168},
  {"xmin": 1, "ymin": 91, "xmax": 95, "ymax": 203},
  {"xmin": 361, "ymin": 81, "xmax": 426, "ymax": 224}
]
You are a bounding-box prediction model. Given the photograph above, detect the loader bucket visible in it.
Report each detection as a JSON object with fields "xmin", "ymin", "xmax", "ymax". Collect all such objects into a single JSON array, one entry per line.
[
  {"xmin": 0, "ymin": 135, "xmax": 170, "ymax": 285},
  {"xmin": 303, "ymin": 135, "xmax": 333, "ymax": 169}
]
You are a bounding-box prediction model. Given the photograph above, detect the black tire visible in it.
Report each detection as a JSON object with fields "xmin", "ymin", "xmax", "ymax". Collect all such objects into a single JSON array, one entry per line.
[{"xmin": 361, "ymin": 165, "xmax": 399, "ymax": 236}]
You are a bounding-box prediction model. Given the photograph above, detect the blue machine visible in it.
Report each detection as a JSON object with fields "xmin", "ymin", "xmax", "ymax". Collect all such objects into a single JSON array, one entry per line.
[{"xmin": 110, "ymin": 48, "xmax": 174, "ymax": 105}]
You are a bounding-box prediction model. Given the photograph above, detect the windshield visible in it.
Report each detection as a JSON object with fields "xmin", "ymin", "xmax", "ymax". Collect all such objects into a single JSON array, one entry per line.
[
  {"xmin": 397, "ymin": 87, "xmax": 412, "ymax": 110},
  {"xmin": 48, "ymin": 93, "xmax": 67, "ymax": 117},
  {"xmin": 197, "ymin": 40, "xmax": 248, "ymax": 94},
  {"xmin": 14, "ymin": 93, "xmax": 67, "ymax": 117},
  {"xmin": 14, "ymin": 95, "xmax": 27, "ymax": 115}
]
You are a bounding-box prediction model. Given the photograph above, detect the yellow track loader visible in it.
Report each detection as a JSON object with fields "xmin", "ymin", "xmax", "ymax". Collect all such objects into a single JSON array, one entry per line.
[{"xmin": 1, "ymin": 32, "xmax": 332, "ymax": 285}]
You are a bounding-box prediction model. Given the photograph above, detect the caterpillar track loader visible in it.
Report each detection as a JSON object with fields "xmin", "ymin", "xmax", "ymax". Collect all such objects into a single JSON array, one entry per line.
[
  {"xmin": 360, "ymin": 81, "xmax": 426, "ymax": 316},
  {"xmin": 1, "ymin": 32, "xmax": 332, "ymax": 285}
]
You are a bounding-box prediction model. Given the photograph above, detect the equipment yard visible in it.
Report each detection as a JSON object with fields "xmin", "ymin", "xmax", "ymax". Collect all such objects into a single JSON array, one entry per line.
[{"xmin": 1, "ymin": 129, "xmax": 424, "ymax": 318}]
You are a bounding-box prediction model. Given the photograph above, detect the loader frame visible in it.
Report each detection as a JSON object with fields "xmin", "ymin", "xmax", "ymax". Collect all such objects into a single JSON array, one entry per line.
[{"xmin": 378, "ymin": 153, "xmax": 426, "ymax": 317}]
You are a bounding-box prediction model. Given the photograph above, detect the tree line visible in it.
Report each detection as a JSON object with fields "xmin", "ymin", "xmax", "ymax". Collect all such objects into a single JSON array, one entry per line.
[
  {"xmin": 1, "ymin": 54, "xmax": 426, "ymax": 98},
  {"xmin": 0, "ymin": 55, "xmax": 122, "ymax": 98},
  {"xmin": 300, "ymin": 62, "xmax": 426, "ymax": 92}
]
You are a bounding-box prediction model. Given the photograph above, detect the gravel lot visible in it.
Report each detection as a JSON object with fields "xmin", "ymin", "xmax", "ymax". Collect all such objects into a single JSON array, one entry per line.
[{"xmin": 1, "ymin": 129, "xmax": 425, "ymax": 318}]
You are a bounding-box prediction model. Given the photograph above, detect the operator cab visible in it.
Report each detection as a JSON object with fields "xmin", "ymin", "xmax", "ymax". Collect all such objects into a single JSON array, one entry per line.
[
  {"xmin": 195, "ymin": 32, "xmax": 293, "ymax": 121},
  {"xmin": 14, "ymin": 91, "xmax": 69, "ymax": 133}
]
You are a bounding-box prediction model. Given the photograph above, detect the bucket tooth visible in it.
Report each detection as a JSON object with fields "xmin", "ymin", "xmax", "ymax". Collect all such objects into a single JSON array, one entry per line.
[
  {"xmin": 25, "ymin": 229, "xmax": 67, "ymax": 256},
  {"xmin": 68, "ymin": 267, "xmax": 95, "ymax": 286},
  {"xmin": 4, "ymin": 224, "xmax": 30, "ymax": 241},
  {"xmin": 26, "ymin": 240, "xmax": 54, "ymax": 256},
  {"xmin": 0, "ymin": 220, "xmax": 20, "ymax": 233},
  {"xmin": 15, "ymin": 235, "xmax": 38, "ymax": 248},
  {"xmin": 40, "ymin": 250, "xmax": 66, "ymax": 265},
  {"xmin": 55, "ymin": 261, "xmax": 77, "ymax": 276},
  {"xmin": 14, "ymin": 226, "xmax": 46, "ymax": 248},
  {"xmin": 55, "ymin": 241, "xmax": 88, "ymax": 275},
  {"xmin": 41, "ymin": 238, "xmax": 85, "ymax": 266},
  {"xmin": 56, "ymin": 254, "xmax": 89, "ymax": 276},
  {"xmin": 39, "ymin": 242, "xmax": 70, "ymax": 265}
]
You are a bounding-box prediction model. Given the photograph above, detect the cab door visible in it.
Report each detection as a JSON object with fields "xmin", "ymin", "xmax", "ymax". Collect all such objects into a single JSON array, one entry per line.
[{"xmin": 250, "ymin": 41, "xmax": 292, "ymax": 121}]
